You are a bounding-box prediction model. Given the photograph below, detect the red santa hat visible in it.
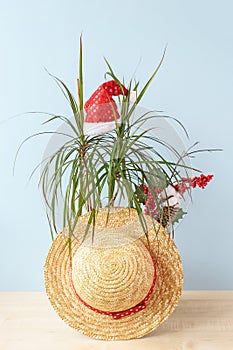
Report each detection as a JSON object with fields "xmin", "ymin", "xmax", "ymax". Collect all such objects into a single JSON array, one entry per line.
[{"xmin": 84, "ymin": 80, "xmax": 128, "ymax": 135}]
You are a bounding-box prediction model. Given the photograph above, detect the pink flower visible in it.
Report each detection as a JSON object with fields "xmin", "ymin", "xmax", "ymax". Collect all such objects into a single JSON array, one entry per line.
[{"xmin": 144, "ymin": 186, "xmax": 162, "ymax": 217}]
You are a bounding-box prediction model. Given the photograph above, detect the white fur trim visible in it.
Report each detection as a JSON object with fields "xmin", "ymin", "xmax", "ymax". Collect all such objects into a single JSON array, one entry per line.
[{"xmin": 84, "ymin": 119, "xmax": 121, "ymax": 136}]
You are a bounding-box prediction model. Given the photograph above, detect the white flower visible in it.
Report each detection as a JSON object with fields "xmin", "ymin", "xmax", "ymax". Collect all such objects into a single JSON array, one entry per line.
[{"xmin": 160, "ymin": 185, "xmax": 182, "ymax": 208}]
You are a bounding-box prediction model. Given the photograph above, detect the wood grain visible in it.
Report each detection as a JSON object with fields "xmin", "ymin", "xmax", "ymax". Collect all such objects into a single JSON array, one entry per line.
[{"xmin": 0, "ymin": 291, "xmax": 233, "ymax": 350}]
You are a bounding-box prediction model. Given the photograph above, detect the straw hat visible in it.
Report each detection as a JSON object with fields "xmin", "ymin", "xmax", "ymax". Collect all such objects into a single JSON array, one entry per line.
[{"xmin": 44, "ymin": 207, "xmax": 183, "ymax": 340}]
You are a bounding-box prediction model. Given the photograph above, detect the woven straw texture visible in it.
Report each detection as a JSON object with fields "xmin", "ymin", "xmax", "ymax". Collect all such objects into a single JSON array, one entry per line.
[{"xmin": 44, "ymin": 207, "xmax": 183, "ymax": 340}]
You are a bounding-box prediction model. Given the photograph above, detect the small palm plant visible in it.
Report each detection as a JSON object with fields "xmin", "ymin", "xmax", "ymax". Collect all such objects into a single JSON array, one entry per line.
[{"xmin": 17, "ymin": 37, "xmax": 216, "ymax": 244}]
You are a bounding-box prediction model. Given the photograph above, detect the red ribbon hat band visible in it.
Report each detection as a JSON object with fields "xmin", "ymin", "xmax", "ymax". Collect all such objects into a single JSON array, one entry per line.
[{"xmin": 84, "ymin": 81, "xmax": 128, "ymax": 133}]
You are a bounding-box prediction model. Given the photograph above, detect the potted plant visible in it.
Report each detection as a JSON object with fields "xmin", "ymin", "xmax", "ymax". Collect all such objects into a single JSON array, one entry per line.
[{"xmin": 18, "ymin": 37, "xmax": 217, "ymax": 340}]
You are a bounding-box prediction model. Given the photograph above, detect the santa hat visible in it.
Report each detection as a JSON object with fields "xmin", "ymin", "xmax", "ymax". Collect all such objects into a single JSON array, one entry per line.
[{"xmin": 84, "ymin": 80, "xmax": 128, "ymax": 136}]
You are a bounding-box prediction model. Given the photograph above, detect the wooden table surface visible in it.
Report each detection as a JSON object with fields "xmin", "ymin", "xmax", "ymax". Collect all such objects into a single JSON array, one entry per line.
[{"xmin": 0, "ymin": 291, "xmax": 233, "ymax": 350}]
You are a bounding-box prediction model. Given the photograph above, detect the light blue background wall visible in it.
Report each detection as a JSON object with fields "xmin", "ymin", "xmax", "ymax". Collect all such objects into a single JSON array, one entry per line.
[{"xmin": 0, "ymin": 0, "xmax": 232, "ymax": 291}]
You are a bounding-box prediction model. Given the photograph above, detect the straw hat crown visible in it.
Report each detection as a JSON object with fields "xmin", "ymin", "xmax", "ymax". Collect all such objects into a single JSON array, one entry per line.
[{"xmin": 72, "ymin": 240, "xmax": 155, "ymax": 312}]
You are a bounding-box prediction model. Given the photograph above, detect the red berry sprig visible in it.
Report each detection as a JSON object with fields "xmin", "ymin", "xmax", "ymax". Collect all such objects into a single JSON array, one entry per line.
[{"xmin": 174, "ymin": 174, "xmax": 213, "ymax": 193}]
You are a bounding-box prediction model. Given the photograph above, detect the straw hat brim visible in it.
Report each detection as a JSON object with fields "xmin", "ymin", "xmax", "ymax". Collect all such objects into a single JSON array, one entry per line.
[{"xmin": 44, "ymin": 210, "xmax": 183, "ymax": 340}]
